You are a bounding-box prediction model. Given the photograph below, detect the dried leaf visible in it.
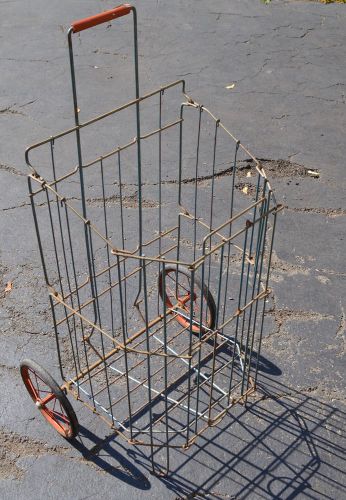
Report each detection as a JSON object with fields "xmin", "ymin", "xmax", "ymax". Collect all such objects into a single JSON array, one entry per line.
[
  {"xmin": 246, "ymin": 171, "xmax": 252, "ymax": 178},
  {"xmin": 242, "ymin": 186, "xmax": 248, "ymax": 194},
  {"xmin": 225, "ymin": 83, "xmax": 235, "ymax": 90},
  {"xmin": 4, "ymin": 281, "xmax": 13, "ymax": 294},
  {"xmin": 77, "ymin": 107, "xmax": 80, "ymax": 113},
  {"xmin": 307, "ymin": 170, "xmax": 319, "ymax": 178}
]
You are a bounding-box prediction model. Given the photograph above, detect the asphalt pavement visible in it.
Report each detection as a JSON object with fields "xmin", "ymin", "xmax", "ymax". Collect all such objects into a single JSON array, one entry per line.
[{"xmin": 0, "ymin": 0, "xmax": 345, "ymax": 498}]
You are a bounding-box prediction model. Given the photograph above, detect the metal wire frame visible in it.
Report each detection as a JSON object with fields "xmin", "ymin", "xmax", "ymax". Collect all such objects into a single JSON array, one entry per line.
[
  {"xmin": 25, "ymin": 7, "xmax": 281, "ymax": 476},
  {"xmin": 27, "ymin": 88, "xmax": 280, "ymax": 474}
]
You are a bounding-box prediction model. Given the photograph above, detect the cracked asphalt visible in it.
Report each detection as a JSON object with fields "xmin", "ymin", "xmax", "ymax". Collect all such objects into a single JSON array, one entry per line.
[{"xmin": 0, "ymin": 0, "xmax": 345, "ymax": 498}]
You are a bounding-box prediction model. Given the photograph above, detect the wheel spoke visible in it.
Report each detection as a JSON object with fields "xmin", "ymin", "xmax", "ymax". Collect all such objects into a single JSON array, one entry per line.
[
  {"xmin": 167, "ymin": 272, "xmax": 190, "ymax": 294},
  {"xmin": 45, "ymin": 407, "xmax": 69, "ymax": 430},
  {"xmin": 33, "ymin": 371, "xmax": 41, "ymax": 396},
  {"xmin": 162, "ymin": 269, "xmax": 214, "ymax": 333},
  {"xmin": 22, "ymin": 364, "xmax": 76, "ymax": 438},
  {"xmin": 54, "ymin": 411, "xmax": 70, "ymax": 426},
  {"xmin": 26, "ymin": 376, "xmax": 39, "ymax": 398},
  {"xmin": 166, "ymin": 286, "xmax": 177, "ymax": 301},
  {"xmin": 58, "ymin": 402, "xmax": 70, "ymax": 424},
  {"xmin": 31, "ymin": 370, "xmax": 52, "ymax": 399},
  {"xmin": 45, "ymin": 403, "xmax": 70, "ymax": 425}
]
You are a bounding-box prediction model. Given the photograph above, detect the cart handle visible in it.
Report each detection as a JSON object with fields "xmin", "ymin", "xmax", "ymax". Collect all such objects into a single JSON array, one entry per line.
[{"xmin": 71, "ymin": 4, "xmax": 132, "ymax": 33}]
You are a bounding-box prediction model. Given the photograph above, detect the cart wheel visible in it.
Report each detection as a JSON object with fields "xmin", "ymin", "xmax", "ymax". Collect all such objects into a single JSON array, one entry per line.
[
  {"xmin": 159, "ymin": 266, "xmax": 216, "ymax": 333},
  {"xmin": 20, "ymin": 359, "xmax": 79, "ymax": 439}
]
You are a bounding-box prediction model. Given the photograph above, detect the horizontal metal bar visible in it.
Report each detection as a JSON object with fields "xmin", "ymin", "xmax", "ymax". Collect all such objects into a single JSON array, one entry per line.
[
  {"xmin": 89, "ymin": 314, "xmax": 180, "ymax": 397},
  {"xmin": 54, "ymin": 242, "xmax": 178, "ymax": 326},
  {"xmin": 28, "ymin": 116, "xmax": 182, "ymax": 196},
  {"xmin": 193, "ymin": 203, "xmax": 280, "ymax": 269},
  {"xmin": 35, "ymin": 179, "xmax": 192, "ymax": 266},
  {"xmin": 203, "ymin": 197, "xmax": 265, "ymax": 244},
  {"xmin": 82, "ymin": 118, "xmax": 183, "ymax": 169},
  {"xmin": 56, "ymin": 225, "xmax": 178, "ymax": 304},
  {"xmin": 25, "ymin": 79, "xmax": 186, "ymax": 172}
]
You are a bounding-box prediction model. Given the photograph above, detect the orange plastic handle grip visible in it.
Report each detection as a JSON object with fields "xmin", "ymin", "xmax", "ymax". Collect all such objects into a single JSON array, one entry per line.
[{"xmin": 71, "ymin": 4, "xmax": 132, "ymax": 33}]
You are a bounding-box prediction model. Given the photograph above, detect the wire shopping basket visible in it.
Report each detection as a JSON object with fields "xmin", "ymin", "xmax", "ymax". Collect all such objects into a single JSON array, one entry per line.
[{"xmin": 21, "ymin": 4, "xmax": 281, "ymax": 475}]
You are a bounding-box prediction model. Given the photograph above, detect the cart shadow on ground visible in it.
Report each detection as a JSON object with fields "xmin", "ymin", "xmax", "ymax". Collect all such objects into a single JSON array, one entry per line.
[
  {"xmin": 69, "ymin": 353, "xmax": 345, "ymax": 498},
  {"xmin": 71, "ymin": 427, "xmax": 151, "ymax": 490}
]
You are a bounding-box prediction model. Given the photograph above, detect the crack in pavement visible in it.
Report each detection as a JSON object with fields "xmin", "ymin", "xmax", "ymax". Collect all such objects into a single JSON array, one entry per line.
[
  {"xmin": 0, "ymin": 363, "xmax": 18, "ymax": 373},
  {"xmin": 266, "ymin": 307, "xmax": 334, "ymax": 323},
  {"xmin": 2, "ymin": 201, "xmax": 31, "ymax": 212},
  {"xmin": 0, "ymin": 100, "xmax": 37, "ymax": 117},
  {"xmin": 210, "ymin": 11, "xmax": 266, "ymax": 21},
  {"xmin": 0, "ymin": 193, "xmax": 161, "ymax": 212},
  {"xmin": 283, "ymin": 206, "xmax": 346, "ymax": 217},
  {"xmin": 0, "ymin": 163, "xmax": 26, "ymax": 177},
  {"xmin": 271, "ymin": 251, "xmax": 346, "ymax": 279},
  {"xmin": 233, "ymin": 58, "xmax": 271, "ymax": 84},
  {"xmin": 271, "ymin": 252, "xmax": 310, "ymax": 276},
  {"xmin": 86, "ymin": 192, "xmax": 160, "ymax": 209},
  {"xmin": 304, "ymin": 94, "xmax": 346, "ymax": 105},
  {"xmin": 335, "ymin": 304, "xmax": 345, "ymax": 358},
  {"xmin": 0, "ymin": 104, "xmax": 24, "ymax": 116},
  {"xmin": 264, "ymin": 287, "xmax": 334, "ymax": 342},
  {"xmin": 5, "ymin": 154, "xmax": 322, "ymax": 212}
]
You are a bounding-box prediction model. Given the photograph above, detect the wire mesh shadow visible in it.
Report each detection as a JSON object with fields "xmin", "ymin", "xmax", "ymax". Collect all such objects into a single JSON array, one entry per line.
[
  {"xmin": 126, "ymin": 374, "xmax": 345, "ymax": 499},
  {"xmin": 70, "ymin": 425, "xmax": 151, "ymax": 490}
]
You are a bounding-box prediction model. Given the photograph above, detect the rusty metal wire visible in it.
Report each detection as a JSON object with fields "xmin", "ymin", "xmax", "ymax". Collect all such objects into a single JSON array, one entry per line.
[{"xmin": 25, "ymin": 7, "xmax": 280, "ymax": 476}]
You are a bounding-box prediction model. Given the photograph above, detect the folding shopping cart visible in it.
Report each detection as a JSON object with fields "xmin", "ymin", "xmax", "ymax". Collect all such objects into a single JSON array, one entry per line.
[{"xmin": 21, "ymin": 4, "xmax": 281, "ymax": 475}]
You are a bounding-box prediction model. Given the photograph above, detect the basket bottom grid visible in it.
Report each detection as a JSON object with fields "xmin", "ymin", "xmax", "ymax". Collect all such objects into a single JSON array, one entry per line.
[{"xmin": 65, "ymin": 314, "xmax": 252, "ymax": 448}]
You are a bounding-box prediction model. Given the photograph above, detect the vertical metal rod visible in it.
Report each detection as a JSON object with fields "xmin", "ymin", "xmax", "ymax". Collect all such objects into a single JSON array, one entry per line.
[
  {"xmin": 243, "ymin": 179, "xmax": 268, "ymax": 377},
  {"xmin": 100, "ymin": 159, "xmax": 115, "ymax": 339},
  {"xmin": 254, "ymin": 203, "xmax": 277, "ymax": 383},
  {"xmin": 176, "ymin": 98, "xmax": 186, "ymax": 275},
  {"xmin": 50, "ymin": 141, "xmax": 80, "ymax": 379},
  {"xmin": 131, "ymin": 8, "xmax": 144, "ymax": 306},
  {"xmin": 208, "ymin": 120, "xmax": 219, "ymax": 234},
  {"xmin": 246, "ymin": 193, "xmax": 271, "ymax": 394},
  {"xmin": 176, "ymin": 214, "xmax": 182, "ymax": 264},
  {"xmin": 193, "ymin": 107, "xmax": 203, "ymax": 261},
  {"xmin": 206, "ymin": 120, "xmax": 219, "ymax": 326},
  {"xmin": 116, "ymin": 255, "xmax": 133, "ymax": 439},
  {"xmin": 157, "ymin": 90, "xmax": 163, "ymax": 316},
  {"xmin": 221, "ymin": 141, "xmax": 240, "ymax": 328},
  {"xmin": 141, "ymin": 257, "xmax": 155, "ymax": 472},
  {"xmin": 241, "ymin": 193, "xmax": 267, "ymax": 395},
  {"xmin": 86, "ymin": 224, "xmax": 115, "ymax": 423},
  {"xmin": 161, "ymin": 260, "xmax": 170, "ymax": 474},
  {"xmin": 64, "ymin": 204, "xmax": 93, "ymax": 399},
  {"xmin": 237, "ymin": 175, "xmax": 263, "ymax": 394},
  {"xmin": 117, "ymin": 151, "xmax": 128, "ymax": 337},
  {"xmin": 228, "ymin": 141, "xmax": 240, "ymax": 233},
  {"xmin": 178, "ymin": 105, "xmax": 184, "ymax": 207},
  {"xmin": 67, "ymin": 28, "xmax": 98, "ymax": 328},
  {"xmin": 208, "ymin": 245, "xmax": 224, "ymax": 421},
  {"xmin": 239, "ymin": 174, "xmax": 262, "ymax": 348},
  {"xmin": 45, "ymin": 189, "xmax": 80, "ymax": 383},
  {"xmin": 227, "ymin": 224, "xmax": 249, "ymax": 403},
  {"xmin": 49, "ymin": 296, "xmax": 65, "ymax": 382},
  {"xmin": 185, "ymin": 268, "xmax": 195, "ymax": 446},
  {"xmin": 28, "ymin": 177, "xmax": 65, "ymax": 382},
  {"xmin": 194, "ymin": 258, "xmax": 206, "ymax": 434}
]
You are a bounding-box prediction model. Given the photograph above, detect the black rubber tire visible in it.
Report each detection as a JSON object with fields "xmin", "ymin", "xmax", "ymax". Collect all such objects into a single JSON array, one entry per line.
[
  {"xmin": 158, "ymin": 265, "xmax": 216, "ymax": 332},
  {"xmin": 20, "ymin": 358, "xmax": 79, "ymax": 439}
]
